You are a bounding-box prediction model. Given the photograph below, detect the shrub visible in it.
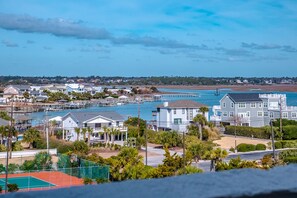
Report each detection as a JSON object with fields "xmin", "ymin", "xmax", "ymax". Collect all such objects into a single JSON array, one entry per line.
[
  {"xmin": 236, "ymin": 143, "xmax": 256, "ymax": 152},
  {"xmin": 34, "ymin": 152, "xmax": 52, "ymax": 170},
  {"xmin": 274, "ymin": 141, "xmax": 283, "ymax": 149},
  {"xmin": 176, "ymin": 166, "xmax": 203, "ymax": 175},
  {"xmin": 282, "ymin": 125, "xmax": 297, "ymax": 140},
  {"xmin": 12, "ymin": 141, "xmax": 23, "ymax": 151},
  {"xmin": 95, "ymin": 178, "xmax": 109, "ymax": 184},
  {"xmin": 279, "ymin": 149, "xmax": 297, "ymax": 164},
  {"xmin": 0, "ymin": 164, "xmax": 5, "ymax": 173},
  {"xmin": 83, "ymin": 177, "xmax": 93, "ymax": 185},
  {"xmin": 225, "ymin": 126, "xmax": 271, "ymax": 139},
  {"xmin": 280, "ymin": 140, "xmax": 297, "ymax": 148},
  {"xmin": 7, "ymin": 184, "xmax": 19, "ymax": 192},
  {"xmin": 57, "ymin": 143, "xmax": 74, "ymax": 154},
  {"xmin": 255, "ymin": 144, "xmax": 266, "ymax": 151},
  {"xmin": 73, "ymin": 141, "xmax": 89, "ymax": 154},
  {"xmin": 20, "ymin": 160, "xmax": 35, "ymax": 171},
  {"xmin": 229, "ymin": 147, "xmax": 235, "ymax": 153},
  {"xmin": 8, "ymin": 163, "xmax": 19, "ymax": 173},
  {"xmin": 0, "ymin": 144, "xmax": 6, "ymax": 152}
]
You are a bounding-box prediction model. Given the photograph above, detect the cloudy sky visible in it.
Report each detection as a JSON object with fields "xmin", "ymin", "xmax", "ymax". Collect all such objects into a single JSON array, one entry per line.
[{"xmin": 0, "ymin": 0, "xmax": 296, "ymax": 77}]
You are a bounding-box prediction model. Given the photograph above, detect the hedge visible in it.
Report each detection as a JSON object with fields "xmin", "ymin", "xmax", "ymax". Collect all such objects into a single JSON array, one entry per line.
[
  {"xmin": 282, "ymin": 125, "xmax": 297, "ymax": 140},
  {"xmin": 236, "ymin": 143, "xmax": 256, "ymax": 152},
  {"xmin": 255, "ymin": 144, "xmax": 266, "ymax": 151},
  {"xmin": 279, "ymin": 149, "xmax": 297, "ymax": 164},
  {"xmin": 225, "ymin": 126, "xmax": 270, "ymax": 139}
]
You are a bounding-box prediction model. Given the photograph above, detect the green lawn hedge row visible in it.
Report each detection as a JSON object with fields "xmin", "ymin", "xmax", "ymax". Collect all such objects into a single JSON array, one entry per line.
[
  {"xmin": 282, "ymin": 125, "xmax": 297, "ymax": 140},
  {"xmin": 236, "ymin": 143, "xmax": 266, "ymax": 152},
  {"xmin": 225, "ymin": 126, "xmax": 270, "ymax": 139}
]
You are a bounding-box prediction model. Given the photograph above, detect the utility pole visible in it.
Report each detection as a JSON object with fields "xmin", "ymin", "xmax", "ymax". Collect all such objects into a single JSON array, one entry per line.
[
  {"xmin": 5, "ymin": 97, "xmax": 14, "ymax": 193},
  {"xmin": 279, "ymin": 96, "xmax": 282, "ymax": 139},
  {"xmin": 145, "ymin": 127, "xmax": 148, "ymax": 166},
  {"xmin": 183, "ymin": 131, "xmax": 185, "ymax": 169},
  {"xmin": 45, "ymin": 109, "xmax": 49, "ymax": 154},
  {"xmin": 137, "ymin": 97, "xmax": 140, "ymax": 137},
  {"xmin": 270, "ymin": 119, "xmax": 276, "ymax": 160},
  {"xmin": 234, "ymin": 117, "xmax": 237, "ymax": 153}
]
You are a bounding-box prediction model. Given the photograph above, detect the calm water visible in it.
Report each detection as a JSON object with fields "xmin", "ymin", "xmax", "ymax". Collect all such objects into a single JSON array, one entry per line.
[{"xmin": 30, "ymin": 89, "xmax": 297, "ymax": 125}]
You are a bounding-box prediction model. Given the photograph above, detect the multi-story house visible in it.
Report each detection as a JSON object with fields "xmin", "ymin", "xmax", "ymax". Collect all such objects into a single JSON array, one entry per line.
[
  {"xmin": 154, "ymin": 100, "xmax": 209, "ymax": 132},
  {"xmin": 3, "ymin": 85, "xmax": 31, "ymax": 101},
  {"xmin": 61, "ymin": 111, "xmax": 127, "ymax": 143},
  {"xmin": 212, "ymin": 93, "xmax": 297, "ymax": 127}
]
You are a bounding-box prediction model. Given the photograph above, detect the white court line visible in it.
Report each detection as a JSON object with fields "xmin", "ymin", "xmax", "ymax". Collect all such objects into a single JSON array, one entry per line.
[{"xmin": 29, "ymin": 176, "xmax": 56, "ymax": 187}]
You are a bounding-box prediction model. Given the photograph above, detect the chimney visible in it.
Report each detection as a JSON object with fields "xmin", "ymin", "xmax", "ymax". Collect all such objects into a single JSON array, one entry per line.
[{"xmin": 163, "ymin": 102, "xmax": 168, "ymax": 107}]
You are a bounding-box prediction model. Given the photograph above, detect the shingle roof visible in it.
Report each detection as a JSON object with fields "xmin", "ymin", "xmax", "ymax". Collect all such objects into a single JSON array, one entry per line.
[
  {"xmin": 227, "ymin": 93, "xmax": 262, "ymax": 103},
  {"xmin": 0, "ymin": 118, "xmax": 9, "ymax": 126},
  {"xmin": 66, "ymin": 111, "xmax": 125, "ymax": 123},
  {"xmin": 158, "ymin": 100, "xmax": 206, "ymax": 108},
  {"xmin": 11, "ymin": 85, "xmax": 31, "ymax": 91}
]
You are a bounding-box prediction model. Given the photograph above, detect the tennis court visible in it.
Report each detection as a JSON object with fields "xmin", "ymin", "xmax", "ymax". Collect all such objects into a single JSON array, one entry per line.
[{"xmin": 0, "ymin": 176, "xmax": 55, "ymax": 189}]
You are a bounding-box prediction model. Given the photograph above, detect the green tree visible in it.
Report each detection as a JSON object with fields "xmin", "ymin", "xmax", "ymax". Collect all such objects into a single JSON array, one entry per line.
[
  {"xmin": 23, "ymin": 128, "xmax": 41, "ymax": 149},
  {"xmin": 199, "ymin": 106, "xmax": 209, "ymax": 117},
  {"xmin": 23, "ymin": 91, "xmax": 30, "ymax": 99},
  {"xmin": 81, "ymin": 128, "xmax": 87, "ymax": 142},
  {"xmin": 187, "ymin": 143, "xmax": 207, "ymax": 163},
  {"xmin": 192, "ymin": 114, "xmax": 208, "ymax": 140},
  {"xmin": 204, "ymin": 148, "xmax": 228, "ymax": 172},
  {"xmin": 87, "ymin": 127, "xmax": 93, "ymax": 145},
  {"xmin": 74, "ymin": 127, "xmax": 81, "ymax": 141},
  {"xmin": 0, "ymin": 111, "xmax": 11, "ymax": 121},
  {"xmin": 34, "ymin": 152, "xmax": 52, "ymax": 170},
  {"xmin": 73, "ymin": 140, "xmax": 89, "ymax": 154}
]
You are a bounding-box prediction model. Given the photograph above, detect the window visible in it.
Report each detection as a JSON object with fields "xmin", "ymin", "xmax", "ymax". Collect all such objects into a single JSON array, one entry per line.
[
  {"xmin": 174, "ymin": 118, "xmax": 182, "ymax": 124},
  {"xmin": 259, "ymin": 103, "xmax": 263, "ymax": 108},
  {"xmin": 264, "ymin": 112, "xmax": 269, "ymax": 117},
  {"xmin": 270, "ymin": 112, "xmax": 274, "ymax": 118},
  {"xmin": 182, "ymin": 108, "xmax": 185, "ymax": 114},
  {"xmin": 282, "ymin": 112, "xmax": 288, "ymax": 118},
  {"xmin": 223, "ymin": 103, "xmax": 226, "ymax": 108},
  {"xmin": 95, "ymin": 123, "xmax": 101, "ymax": 128},
  {"xmin": 292, "ymin": 112, "xmax": 297, "ymax": 118},
  {"xmin": 257, "ymin": 111, "xmax": 263, "ymax": 117},
  {"xmin": 231, "ymin": 103, "xmax": 234, "ymax": 108},
  {"xmin": 246, "ymin": 111, "xmax": 250, "ymax": 117},
  {"xmin": 264, "ymin": 103, "xmax": 268, "ymax": 108},
  {"xmin": 250, "ymin": 103, "xmax": 256, "ymax": 108},
  {"xmin": 173, "ymin": 109, "xmax": 176, "ymax": 114},
  {"xmin": 229, "ymin": 112, "xmax": 234, "ymax": 117},
  {"xmin": 239, "ymin": 103, "xmax": 246, "ymax": 108},
  {"xmin": 84, "ymin": 123, "xmax": 87, "ymax": 127},
  {"xmin": 196, "ymin": 109, "xmax": 199, "ymax": 113},
  {"xmin": 223, "ymin": 112, "xmax": 228, "ymax": 117}
]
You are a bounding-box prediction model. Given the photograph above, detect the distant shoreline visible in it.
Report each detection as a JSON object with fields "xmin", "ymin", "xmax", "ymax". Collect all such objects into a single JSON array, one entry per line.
[{"xmin": 156, "ymin": 84, "xmax": 297, "ymax": 92}]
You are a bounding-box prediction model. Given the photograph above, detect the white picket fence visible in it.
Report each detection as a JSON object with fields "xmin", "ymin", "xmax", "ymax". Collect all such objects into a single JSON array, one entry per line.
[{"xmin": 0, "ymin": 149, "xmax": 57, "ymax": 158}]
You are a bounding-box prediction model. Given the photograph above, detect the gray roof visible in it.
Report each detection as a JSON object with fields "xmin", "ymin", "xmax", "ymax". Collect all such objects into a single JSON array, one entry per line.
[
  {"xmin": 0, "ymin": 118, "xmax": 9, "ymax": 126},
  {"xmin": 227, "ymin": 93, "xmax": 262, "ymax": 103},
  {"xmin": 10, "ymin": 85, "xmax": 31, "ymax": 91},
  {"xmin": 158, "ymin": 100, "xmax": 206, "ymax": 108},
  {"xmin": 65, "ymin": 111, "xmax": 125, "ymax": 123}
]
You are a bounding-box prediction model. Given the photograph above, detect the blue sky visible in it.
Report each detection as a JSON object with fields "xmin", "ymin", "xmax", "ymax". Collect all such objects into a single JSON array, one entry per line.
[{"xmin": 0, "ymin": 0, "xmax": 296, "ymax": 77}]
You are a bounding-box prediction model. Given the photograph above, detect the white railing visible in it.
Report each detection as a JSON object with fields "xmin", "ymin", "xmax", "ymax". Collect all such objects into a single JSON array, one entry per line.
[
  {"xmin": 0, "ymin": 149, "xmax": 57, "ymax": 158},
  {"xmin": 259, "ymin": 94, "xmax": 286, "ymax": 99},
  {"xmin": 210, "ymin": 115, "xmax": 222, "ymax": 122}
]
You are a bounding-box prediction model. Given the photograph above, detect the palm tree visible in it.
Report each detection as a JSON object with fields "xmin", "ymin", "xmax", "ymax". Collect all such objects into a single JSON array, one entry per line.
[
  {"xmin": 74, "ymin": 127, "xmax": 81, "ymax": 141},
  {"xmin": 87, "ymin": 127, "xmax": 93, "ymax": 145},
  {"xmin": 23, "ymin": 128, "xmax": 41, "ymax": 149},
  {"xmin": 193, "ymin": 114, "xmax": 207, "ymax": 140},
  {"xmin": 81, "ymin": 128, "xmax": 87, "ymax": 142},
  {"xmin": 110, "ymin": 128, "xmax": 120, "ymax": 144},
  {"xmin": 0, "ymin": 126, "xmax": 7, "ymax": 145},
  {"xmin": 199, "ymin": 106, "xmax": 209, "ymax": 117}
]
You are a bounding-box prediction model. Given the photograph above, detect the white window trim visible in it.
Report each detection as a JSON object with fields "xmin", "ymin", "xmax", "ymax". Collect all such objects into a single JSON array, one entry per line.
[
  {"xmin": 223, "ymin": 102, "xmax": 226, "ymax": 108},
  {"xmin": 231, "ymin": 103, "xmax": 234, "ymax": 108},
  {"xmin": 250, "ymin": 103, "xmax": 256, "ymax": 108},
  {"xmin": 282, "ymin": 112, "xmax": 288, "ymax": 118},
  {"xmin": 259, "ymin": 103, "xmax": 263, "ymax": 108},
  {"xmin": 264, "ymin": 112, "xmax": 269, "ymax": 117},
  {"xmin": 238, "ymin": 102, "xmax": 246, "ymax": 109},
  {"xmin": 223, "ymin": 112, "xmax": 228, "ymax": 117},
  {"xmin": 292, "ymin": 112, "xmax": 297, "ymax": 118},
  {"xmin": 257, "ymin": 111, "xmax": 263, "ymax": 117},
  {"xmin": 229, "ymin": 112, "xmax": 234, "ymax": 117},
  {"xmin": 246, "ymin": 111, "xmax": 250, "ymax": 117},
  {"xmin": 264, "ymin": 103, "xmax": 268, "ymax": 108}
]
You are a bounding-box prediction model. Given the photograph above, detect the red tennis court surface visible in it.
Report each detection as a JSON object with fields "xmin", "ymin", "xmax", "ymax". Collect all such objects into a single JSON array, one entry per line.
[{"xmin": 0, "ymin": 171, "xmax": 83, "ymax": 191}]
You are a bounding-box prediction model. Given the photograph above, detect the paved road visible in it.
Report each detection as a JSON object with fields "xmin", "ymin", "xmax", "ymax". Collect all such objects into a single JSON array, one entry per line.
[{"xmin": 144, "ymin": 147, "xmax": 282, "ymax": 172}]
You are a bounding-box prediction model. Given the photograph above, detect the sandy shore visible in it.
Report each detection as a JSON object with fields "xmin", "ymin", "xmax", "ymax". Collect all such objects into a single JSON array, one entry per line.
[{"xmin": 157, "ymin": 84, "xmax": 297, "ymax": 92}]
